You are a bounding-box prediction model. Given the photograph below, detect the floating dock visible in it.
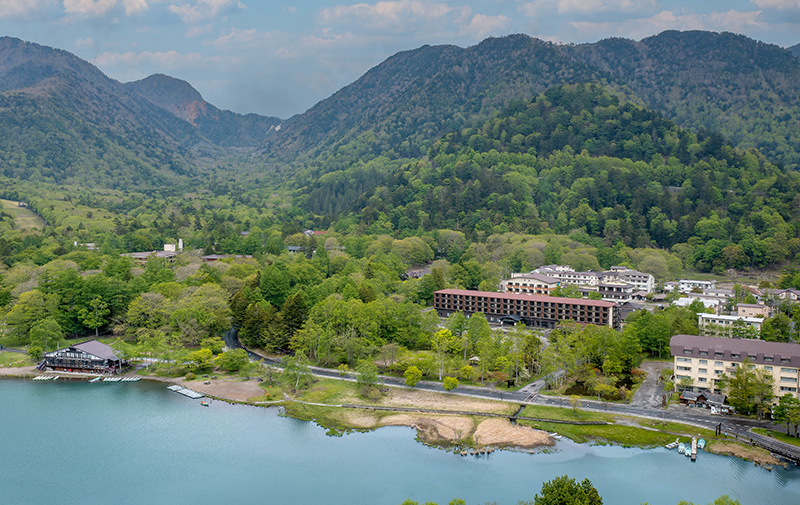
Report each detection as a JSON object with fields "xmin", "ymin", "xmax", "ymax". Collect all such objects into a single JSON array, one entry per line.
[
  {"xmin": 691, "ymin": 437, "xmax": 698, "ymax": 461},
  {"xmin": 167, "ymin": 385, "xmax": 204, "ymax": 399}
]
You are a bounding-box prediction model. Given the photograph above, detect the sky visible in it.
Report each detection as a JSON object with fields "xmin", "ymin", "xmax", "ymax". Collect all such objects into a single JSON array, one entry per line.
[{"xmin": 1, "ymin": 1, "xmax": 798, "ymax": 119}]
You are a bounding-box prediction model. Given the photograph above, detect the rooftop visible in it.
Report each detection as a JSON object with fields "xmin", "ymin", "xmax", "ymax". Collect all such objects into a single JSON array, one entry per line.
[{"xmin": 435, "ymin": 289, "xmax": 616, "ymax": 308}]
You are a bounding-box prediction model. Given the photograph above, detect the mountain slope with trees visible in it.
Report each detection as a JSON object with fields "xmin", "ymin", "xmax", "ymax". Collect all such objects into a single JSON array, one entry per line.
[
  {"xmin": 263, "ymin": 31, "xmax": 800, "ymax": 172},
  {"xmin": 125, "ymin": 74, "xmax": 282, "ymax": 148}
]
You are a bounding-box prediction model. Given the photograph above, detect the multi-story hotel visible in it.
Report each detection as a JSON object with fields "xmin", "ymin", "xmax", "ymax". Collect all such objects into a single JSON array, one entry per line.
[
  {"xmin": 670, "ymin": 334, "xmax": 800, "ymax": 402},
  {"xmin": 500, "ymin": 272, "xmax": 560, "ymax": 295},
  {"xmin": 698, "ymin": 313, "xmax": 764, "ymax": 337},
  {"xmin": 433, "ymin": 289, "xmax": 619, "ymax": 329}
]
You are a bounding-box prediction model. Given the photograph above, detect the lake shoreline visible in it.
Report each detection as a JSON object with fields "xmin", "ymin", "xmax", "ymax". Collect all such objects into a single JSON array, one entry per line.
[{"xmin": 0, "ymin": 366, "xmax": 786, "ymax": 466}]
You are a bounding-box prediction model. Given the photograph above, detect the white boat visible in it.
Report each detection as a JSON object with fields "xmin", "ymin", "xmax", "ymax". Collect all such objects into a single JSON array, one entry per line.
[
  {"xmin": 677, "ymin": 443, "xmax": 686, "ymax": 454},
  {"xmin": 89, "ymin": 376, "xmax": 102, "ymax": 383},
  {"xmin": 665, "ymin": 439, "xmax": 679, "ymax": 449},
  {"xmin": 697, "ymin": 438, "xmax": 706, "ymax": 450}
]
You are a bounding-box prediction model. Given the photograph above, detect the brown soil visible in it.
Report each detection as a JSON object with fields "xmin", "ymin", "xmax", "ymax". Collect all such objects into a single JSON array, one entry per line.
[
  {"xmin": 473, "ymin": 418, "xmax": 554, "ymax": 449},
  {"xmin": 0, "ymin": 365, "xmax": 37, "ymax": 377},
  {"xmin": 378, "ymin": 388, "xmax": 514, "ymax": 414},
  {"xmin": 706, "ymin": 441, "xmax": 782, "ymax": 466},
  {"xmin": 182, "ymin": 378, "xmax": 266, "ymax": 401},
  {"xmin": 381, "ymin": 414, "xmax": 475, "ymax": 444}
]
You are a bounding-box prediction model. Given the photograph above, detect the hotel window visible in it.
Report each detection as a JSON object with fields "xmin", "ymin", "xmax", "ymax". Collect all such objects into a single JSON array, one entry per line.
[
  {"xmin": 764, "ymin": 366, "xmax": 773, "ymax": 372},
  {"xmin": 677, "ymin": 357, "xmax": 691, "ymax": 363},
  {"xmin": 781, "ymin": 368, "xmax": 796, "ymax": 374},
  {"xmin": 698, "ymin": 368, "xmax": 707, "ymax": 374},
  {"xmin": 782, "ymin": 358, "xmax": 792, "ymax": 364},
  {"xmin": 765, "ymin": 357, "xmax": 773, "ymax": 363},
  {"xmin": 715, "ymin": 352, "xmax": 723, "ymax": 358},
  {"xmin": 731, "ymin": 353, "xmax": 740, "ymax": 359},
  {"xmin": 677, "ymin": 366, "xmax": 691, "ymax": 372},
  {"xmin": 781, "ymin": 377, "xmax": 797, "ymax": 383},
  {"xmin": 715, "ymin": 370, "xmax": 723, "ymax": 376},
  {"xmin": 684, "ymin": 349, "xmax": 693, "ymax": 355},
  {"xmin": 699, "ymin": 351, "xmax": 708, "ymax": 357},
  {"xmin": 780, "ymin": 386, "xmax": 798, "ymax": 392},
  {"xmin": 715, "ymin": 361, "xmax": 723, "ymax": 367},
  {"xmin": 699, "ymin": 360, "xmax": 708, "ymax": 365},
  {"xmin": 698, "ymin": 377, "xmax": 707, "ymax": 382}
]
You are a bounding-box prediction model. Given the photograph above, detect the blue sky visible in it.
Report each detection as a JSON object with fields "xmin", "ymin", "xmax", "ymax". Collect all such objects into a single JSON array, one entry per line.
[{"xmin": 1, "ymin": 1, "xmax": 798, "ymax": 118}]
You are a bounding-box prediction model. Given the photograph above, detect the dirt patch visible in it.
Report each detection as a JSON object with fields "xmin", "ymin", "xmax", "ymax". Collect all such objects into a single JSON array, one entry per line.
[
  {"xmin": 379, "ymin": 388, "xmax": 513, "ymax": 414},
  {"xmin": 183, "ymin": 378, "xmax": 266, "ymax": 401},
  {"xmin": 706, "ymin": 441, "xmax": 782, "ymax": 466},
  {"xmin": 381, "ymin": 414, "xmax": 475, "ymax": 444},
  {"xmin": 473, "ymin": 418, "xmax": 554, "ymax": 449},
  {"xmin": 0, "ymin": 365, "xmax": 37, "ymax": 377}
]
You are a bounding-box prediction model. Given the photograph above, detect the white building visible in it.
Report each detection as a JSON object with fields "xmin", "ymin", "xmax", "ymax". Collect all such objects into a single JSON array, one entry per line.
[
  {"xmin": 534, "ymin": 265, "xmax": 600, "ymax": 287},
  {"xmin": 602, "ymin": 266, "xmax": 656, "ymax": 293},
  {"xmin": 500, "ymin": 272, "xmax": 560, "ymax": 295},
  {"xmin": 679, "ymin": 279, "xmax": 716, "ymax": 293},
  {"xmin": 698, "ymin": 313, "xmax": 763, "ymax": 338}
]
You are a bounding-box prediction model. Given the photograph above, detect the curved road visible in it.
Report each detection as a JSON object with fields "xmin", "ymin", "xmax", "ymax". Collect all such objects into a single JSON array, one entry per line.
[{"xmin": 223, "ymin": 330, "xmax": 800, "ymax": 465}]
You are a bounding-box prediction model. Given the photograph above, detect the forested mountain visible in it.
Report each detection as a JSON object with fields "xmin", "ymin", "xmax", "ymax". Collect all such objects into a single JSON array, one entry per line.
[
  {"xmin": 301, "ymin": 84, "xmax": 800, "ymax": 273},
  {"xmin": 264, "ymin": 31, "xmax": 800, "ymax": 171},
  {"xmin": 0, "ymin": 37, "xmax": 278, "ymax": 189},
  {"xmin": 789, "ymin": 43, "xmax": 800, "ymax": 58},
  {"xmin": 125, "ymin": 74, "xmax": 281, "ymax": 148}
]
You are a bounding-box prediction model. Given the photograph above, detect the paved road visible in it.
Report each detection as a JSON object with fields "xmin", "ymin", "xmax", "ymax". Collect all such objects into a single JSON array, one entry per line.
[
  {"xmin": 226, "ymin": 332, "xmax": 800, "ymax": 464},
  {"xmin": 630, "ymin": 361, "xmax": 672, "ymax": 409}
]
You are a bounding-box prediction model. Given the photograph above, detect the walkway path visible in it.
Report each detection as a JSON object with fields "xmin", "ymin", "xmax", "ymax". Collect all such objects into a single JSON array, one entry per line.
[{"xmin": 224, "ymin": 332, "xmax": 800, "ymax": 465}]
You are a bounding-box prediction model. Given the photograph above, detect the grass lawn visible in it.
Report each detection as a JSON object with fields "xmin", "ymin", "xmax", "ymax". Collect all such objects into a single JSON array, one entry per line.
[
  {"xmin": 752, "ymin": 427, "xmax": 800, "ymax": 447},
  {"xmin": 0, "ymin": 351, "xmax": 35, "ymax": 367},
  {"xmin": 519, "ymin": 404, "xmax": 615, "ymax": 423},
  {"xmin": 0, "ymin": 199, "xmax": 46, "ymax": 230}
]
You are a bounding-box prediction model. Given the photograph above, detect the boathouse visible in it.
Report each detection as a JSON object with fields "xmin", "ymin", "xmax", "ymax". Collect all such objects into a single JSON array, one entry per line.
[{"xmin": 41, "ymin": 339, "xmax": 126, "ymax": 374}]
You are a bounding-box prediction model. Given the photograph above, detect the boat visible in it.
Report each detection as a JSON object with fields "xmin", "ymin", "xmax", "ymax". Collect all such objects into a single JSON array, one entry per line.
[
  {"xmin": 89, "ymin": 376, "xmax": 102, "ymax": 383},
  {"xmin": 200, "ymin": 401, "xmax": 210, "ymax": 407},
  {"xmin": 697, "ymin": 438, "xmax": 706, "ymax": 450},
  {"xmin": 665, "ymin": 439, "xmax": 679, "ymax": 449},
  {"xmin": 677, "ymin": 443, "xmax": 686, "ymax": 454},
  {"xmin": 548, "ymin": 432, "xmax": 563, "ymax": 440}
]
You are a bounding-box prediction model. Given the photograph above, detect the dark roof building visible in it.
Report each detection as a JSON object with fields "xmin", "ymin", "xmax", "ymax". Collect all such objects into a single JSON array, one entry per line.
[
  {"xmin": 42, "ymin": 339, "xmax": 126, "ymax": 374},
  {"xmin": 433, "ymin": 289, "xmax": 619, "ymax": 329}
]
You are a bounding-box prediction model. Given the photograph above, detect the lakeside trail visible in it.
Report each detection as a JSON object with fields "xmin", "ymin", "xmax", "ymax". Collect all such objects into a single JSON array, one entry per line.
[{"xmin": 3, "ymin": 359, "xmax": 797, "ymax": 465}]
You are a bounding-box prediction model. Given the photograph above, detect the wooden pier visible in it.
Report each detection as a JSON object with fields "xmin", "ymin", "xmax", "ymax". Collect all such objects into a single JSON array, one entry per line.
[
  {"xmin": 167, "ymin": 385, "xmax": 204, "ymax": 399},
  {"xmin": 691, "ymin": 437, "xmax": 698, "ymax": 461}
]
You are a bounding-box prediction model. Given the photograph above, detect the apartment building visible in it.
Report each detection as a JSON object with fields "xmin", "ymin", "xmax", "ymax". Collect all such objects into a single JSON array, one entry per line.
[
  {"xmin": 699, "ymin": 313, "xmax": 764, "ymax": 337},
  {"xmin": 500, "ymin": 272, "xmax": 560, "ymax": 295},
  {"xmin": 433, "ymin": 289, "xmax": 619, "ymax": 329},
  {"xmin": 670, "ymin": 334, "xmax": 800, "ymax": 402},
  {"xmin": 737, "ymin": 303, "xmax": 770, "ymax": 318},
  {"xmin": 602, "ymin": 266, "xmax": 656, "ymax": 293}
]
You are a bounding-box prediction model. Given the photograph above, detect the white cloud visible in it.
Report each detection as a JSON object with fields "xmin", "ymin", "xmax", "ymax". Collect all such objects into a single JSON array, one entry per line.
[
  {"xmin": 0, "ymin": 0, "xmax": 46, "ymax": 19},
  {"xmin": 463, "ymin": 14, "xmax": 511, "ymax": 39},
  {"xmin": 63, "ymin": 0, "xmax": 116, "ymax": 16},
  {"xmin": 186, "ymin": 23, "xmax": 212, "ymax": 37},
  {"xmin": 74, "ymin": 36, "xmax": 94, "ymax": 48},
  {"xmin": 168, "ymin": 0, "xmax": 245, "ymax": 24},
  {"xmin": 92, "ymin": 49, "xmax": 213, "ymax": 69},
  {"xmin": 569, "ymin": 9, "xmax": 766, "ymax": 40},
  {"xmin": 320, "ymin": 1, "xmax": 471, "ymax": 33},
  {"xmin": 122, "ymin": 0, "xmax": 146, "ymax": 15},
  {"xmin": 521, "ymin": 0, "xmax": 655, "ymax": 15},
  {"xmin": 751, "ymin": 0, "xmax": 800, "ymax": 10}
]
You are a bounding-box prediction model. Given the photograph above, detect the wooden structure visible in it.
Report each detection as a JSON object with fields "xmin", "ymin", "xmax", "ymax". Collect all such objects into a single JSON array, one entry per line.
[{"xmin": 41, "ymin": 339, "xmax": 126, "ymax": 374}]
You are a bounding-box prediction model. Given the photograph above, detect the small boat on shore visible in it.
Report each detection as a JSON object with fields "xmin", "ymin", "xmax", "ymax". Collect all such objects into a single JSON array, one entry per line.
[
  {"xmin": 89, "ymin": 376, "xmax": 102, "ymax": 383},
  {"xmin": 665, "ymin": 439, "xmax": 679, "ymax": 449},
  {"xmin": 697, "ymin": 438, "xmax": 706, "ymax": 450},
  {"xmin": 677, "ymin": 443, "xmax": 686, "ymax": 454}
]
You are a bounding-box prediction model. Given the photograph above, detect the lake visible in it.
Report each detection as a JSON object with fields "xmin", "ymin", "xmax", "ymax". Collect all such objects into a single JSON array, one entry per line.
[{"xmin": 2, "ymin": 378, "xmax": 799, "ymax": 505}]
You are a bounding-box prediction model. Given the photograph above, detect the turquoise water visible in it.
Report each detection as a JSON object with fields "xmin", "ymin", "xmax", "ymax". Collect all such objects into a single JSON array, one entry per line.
[{"xmin": 2, "ymin": 379, "xmax": 799, "ymax": 505}]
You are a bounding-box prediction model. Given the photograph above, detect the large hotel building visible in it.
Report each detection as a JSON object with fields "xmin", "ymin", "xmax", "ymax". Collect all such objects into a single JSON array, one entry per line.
[
  {"xmin": 670, "ymin": 334, "xmax": 800, "ymax": 402},
  {"xmin": 433, "ymin": 289, "xmax": 619, "ymax": 329}
]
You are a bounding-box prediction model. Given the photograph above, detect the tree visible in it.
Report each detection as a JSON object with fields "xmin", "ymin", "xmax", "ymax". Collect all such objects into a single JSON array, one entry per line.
[
  {"xmin": 29, "ymin": 317, "xmax": 64, "ymax": 353},
  {"xmin": 404, "ymin": 365, "xmax": 422, "ymax": 387},
  {"xmin": 534, "ymin": 475, "xmax": 602, "ymax": 505},
  {"xmin": 720, "ymin": 358, "xmax": 774, "ymax": 417},
  {"xmin": 188, "ymin": 348, "xmax": 214, "ymax": 372},
  {"xmin": 79, "ymin": 296, "xmax": 110, "ymax": 337},
  {"xmin": 216, "ymin": 348, "xmax": 249, "ymax": 371},
  {"xmin": 445, "ymin": 311, "xmax": 470, "ymax": 360},
  {"xmin": 772, "ymin": 394, "xmax": 800, "ymax": 436},
  {"xmin": 431, "ymin": 328, "xmax": 457, "ymax": 380},
  {"xmin": 356, "ymin": 359, "xmax": 379, "ymax": 397},
  {"xmin": 282, "ymin": 353, "xmax": 312, "ymax": 392},
  {"xmin": 443, "ymin": 376, "xmax": 458, "ymax": 391}
]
